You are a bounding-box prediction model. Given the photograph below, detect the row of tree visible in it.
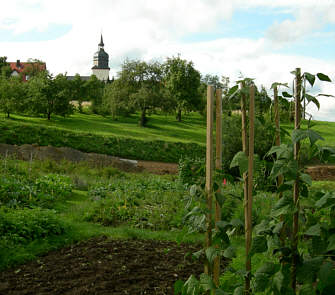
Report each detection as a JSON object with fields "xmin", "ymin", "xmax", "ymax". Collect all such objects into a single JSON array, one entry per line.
[{"xmin": 1, "ymin": 55, "xmax": 292, "ymax": 125}]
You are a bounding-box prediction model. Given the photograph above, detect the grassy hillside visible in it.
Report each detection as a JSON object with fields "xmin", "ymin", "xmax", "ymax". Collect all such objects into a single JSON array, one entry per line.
[
  {"xmin": 3, "ymin": 112, "xmax": 207, "ymax": 145},
  {"xmin": 282, "ymin": 120, "xmax": 335, "ymax": 146}
]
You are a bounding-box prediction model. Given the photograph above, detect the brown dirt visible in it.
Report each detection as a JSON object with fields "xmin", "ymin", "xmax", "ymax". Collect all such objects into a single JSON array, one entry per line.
[
  {"xmin": 305, "ymin": 165, "xmax": 335, "ymax": 181},
  {"xmin": 0, "ymin": 236, "xmax": 212, "ymax": 295},
  {"xmin": 0, "ymin": 143, "xmax": 178, "ymax": 175}
]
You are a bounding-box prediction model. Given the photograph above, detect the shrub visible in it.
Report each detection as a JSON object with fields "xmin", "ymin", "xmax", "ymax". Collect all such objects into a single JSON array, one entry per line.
[
  {"xmin": 85, "ymin": 176, "xmax": 188, "ymax": 230},
  {"xmin": 0, "ymin": 207, "xmax": 68, "ymax": 246},
  {"xmin": 0, "ymin": 120, "xmax": 205, "ymax": 163},
  {"xmin": 222, "ymin": 115, "xmax": 275, "ymax": 174},
  {"xmin": 0, "ymin": 173, "xmax": 72, "ymax": 208}
]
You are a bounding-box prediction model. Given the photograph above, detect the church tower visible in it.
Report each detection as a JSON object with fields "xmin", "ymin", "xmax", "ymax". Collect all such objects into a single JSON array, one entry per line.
[{"xmin": 92, "ymin": 34, "xmax": 110, "ymax": 81}]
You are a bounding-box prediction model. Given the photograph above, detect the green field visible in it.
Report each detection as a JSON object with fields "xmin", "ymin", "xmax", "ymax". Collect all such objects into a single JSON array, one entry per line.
[
  {"xmin": 2, "ymin": 112, "xmax": 335, "ymax": 148},
  {"xmin": 2, "ymin": 112, "xmax": 207, "ymax": 145}
]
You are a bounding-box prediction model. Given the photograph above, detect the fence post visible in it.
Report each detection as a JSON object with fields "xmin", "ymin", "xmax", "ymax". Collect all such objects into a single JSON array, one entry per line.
[
  {"xmin": 245, "ymin": 85, "xmax": 255, "ymax": 294},
  {"xmin": 205, "ymin": 85, "xmax": 214, "ymax": 276},
  {"xmin": 213, "ymin": 88, "xmax": 222, "ymax": 286},
  {"xmin": 292, "ymin": 68, "xmax": 301, "ymax": 292}
]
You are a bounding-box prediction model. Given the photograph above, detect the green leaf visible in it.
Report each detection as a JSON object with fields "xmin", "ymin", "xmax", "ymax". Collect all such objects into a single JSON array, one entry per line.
[
  {"xmin": 282, "ymin": 91, "xmax": 293, "ymax": 98},
  {"xmin": 249, "ymin": 235, "xmax": 268, "ymax": 257},
  {"xmin": 174, "ymin": 280, "xmax": 185, "ymax": 295},
  {"xmin": 318, "ymin": 261, "xmax": 335, "ymax": 287},
  {"xmin": 307, "ymin": 129, "xmax": 324, "ymax": 145},
  {"xmin": 230, "ymin": 218, "xmax": 244, "ymax": 228},
  {"xmin": 253, "ymin": 262, "xmax": 279, "ymax": 292},
  {"xmin": 256, "ymin": 262, "xmax": 279, "ymax": 275},
  {"xmin": 214, "ymin": 289, "xmax": 228, "ymax": 295},
  {"xmin": 223, "ymin": 246, "xmax": 236, "ymax": 258},
  {"xmin": 326, "ymin": 234, "xmax": 335, "ymax": 252},
  {"xmin": 215, "ymin": 191, "xmax": 225, "ymax": 207},
  {"xmin": 205, "ymin": 246, "xmax": 219, "ymax": 263},
  {"xmin": 305, "ymin": 93, "xmax": 320, "ymax": 110},
  {"xmin": 297, "ymin": 257, "xmax": 323, "ymax": 283},
  {"xmin": 292, "ymin": 129, "xmax": 308, "ymax": 144},
  {"xmin": 305, "ymin": 224, "xmax": 321, "ymax": 236},
  {"xmin": 233, "ymin": 286, "xmax": 244, "ymax": 295},
  {"xmin": 267, "ymin": 144, "xmax": 291, "ymax": 159},
  {"xmin": 184, "ymin": 275, "xmax": 200, "ymax": 294},
  {"xmin": 230, "ymin": 151, "xmax": 248, "ymax": 175},
  {"xmin": 315, "ymin": 192, "xmax": 335, "ymax": 208},
  {"xmin": 300, "ymin": 173, "xmax": 312, "ymax": 186},
  {"xmin": 271, "ymin": 82, "xmax": 289, "ymax": 89},
  {"xmin": 189, "ymin": 184, "xmax": 198, "ymax": 197},
  {"xmin": 317, "ymin": 93, "xmax": 335, "ymax": 98},
  {"xmin": 192, "ymin": 249, "xmax": 204, "ymax": 260},
  {"xmin": 273, "ymin": 270, "xmax": 284, "ymax": 293},
  {"xmin": 298, "ymin": 284, "xmax": 315, "ymax": 295},
  {"xmin": 199, "ymin": 273, "xmax": 216, "ymax": 291},
  {"xmin": 227, "ymin": 85, "xmax": 239, "ymax": 98},
  {"xmin": 317, "ymin": 73, "xmax": 332, "ymax": 82},
  {"xmin": 273, "ymin": 221, "xmax": 284, "ymax": 234},
  {"xmin": 271, "ymin": 195, "xmax": 294, "ymax": 217},
  {"xmin": 304, "ymin": 72, "xmax": 315, "ymax": 86}
]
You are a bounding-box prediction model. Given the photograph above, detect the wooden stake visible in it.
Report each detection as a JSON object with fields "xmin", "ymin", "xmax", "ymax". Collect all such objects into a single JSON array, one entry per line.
[
  {"xmin": 274, "ymin": 86, "xmax": 284, "ymax": 190},
  {"xmin": 205, "ymin": 85, "xmax": 214, "ymax": 276},
  {"xmin": 292, "ymin": 68, "xmax": 301, "ymax": 292},
  {"xmin": 239, "ymin": 83, "xmax": 249, "ymax": 270},
  {"xmin": 245, "ymin": 85, "xmax": 255, "ymax": 294},
  {"xmin": 213, "ymin": 88, "xmax": 222, "ymax": 286}
]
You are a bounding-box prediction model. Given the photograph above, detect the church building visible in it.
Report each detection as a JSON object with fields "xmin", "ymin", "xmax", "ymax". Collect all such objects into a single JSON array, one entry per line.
[
  {"xmin": 67, "ymin": 34, "xmax": 110, "ymax": 82},
  {"xmin": 91, "ymin": 34, "xmax": 110, "ymax": 81}
]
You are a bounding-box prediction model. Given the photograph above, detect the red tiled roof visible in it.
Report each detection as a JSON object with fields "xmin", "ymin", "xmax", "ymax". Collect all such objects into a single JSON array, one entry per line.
[{"xmin": 9, "ymin": 60, "xmax": 46, "ymax": 81}]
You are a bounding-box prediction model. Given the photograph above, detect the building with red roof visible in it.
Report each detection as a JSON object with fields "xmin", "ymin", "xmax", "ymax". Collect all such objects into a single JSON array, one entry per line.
[{"xmin": 9, "ymin": 60, "xmax": 46, "ymax": 81}]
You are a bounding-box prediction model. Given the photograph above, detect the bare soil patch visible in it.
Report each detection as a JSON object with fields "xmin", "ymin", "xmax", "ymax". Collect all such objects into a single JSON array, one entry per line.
[
  {"xmin": 0, "ymin": 236, "xmax": 209, "ymax": 295},
  {"xmin": 305, "ymin": 165, "xmax": 335, "ymax": 181}
]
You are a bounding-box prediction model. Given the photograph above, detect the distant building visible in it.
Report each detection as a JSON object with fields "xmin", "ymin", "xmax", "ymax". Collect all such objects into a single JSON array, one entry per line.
[
  {"xmin": 91, "ymin": 34, "xmax": 110, "ymax": 81},
  {"xmin": 66, "ymin": 34, "xmax": 110, "ymax": 82},
  {"xmin": 9, "ymin": 60, "xmax": 46, "ymax": 81},
  {"xmin": 66, "ymin": 75, "xmax": 90, "ymax": 81}
]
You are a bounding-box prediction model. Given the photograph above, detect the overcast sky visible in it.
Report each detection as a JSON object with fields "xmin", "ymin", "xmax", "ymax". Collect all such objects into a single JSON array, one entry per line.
[{"xmin": 1, "ymin": 0, "xmax": 335, "ymax": 121}]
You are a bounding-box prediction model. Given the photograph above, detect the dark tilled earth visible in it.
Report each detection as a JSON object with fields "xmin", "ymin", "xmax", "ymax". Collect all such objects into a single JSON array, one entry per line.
[{"xmin": 0, "ymin": 236, "xmax": 206, "ymax": 295}]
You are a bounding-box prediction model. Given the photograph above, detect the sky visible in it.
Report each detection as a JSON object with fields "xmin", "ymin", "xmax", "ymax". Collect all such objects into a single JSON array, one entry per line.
[{"xmin": 1, "ymin": 0, "xmax": 335, "ymax": 121}]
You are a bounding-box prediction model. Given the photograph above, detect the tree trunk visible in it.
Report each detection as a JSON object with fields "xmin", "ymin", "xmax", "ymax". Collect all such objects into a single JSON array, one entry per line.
[
  {"xmin": 176, "ymin": 108, "xmax": 182, "ymax": 122},
  {"xmin": 47, "ymin": 112, "xmax": 51, "ymax": 120},
  {"xmin": 7, "ymin": 112, "xmax": 10, "ymax": 118},
  {"xmin": 139, "ymin": 108, "xmax": 147, "ymax": 127}
]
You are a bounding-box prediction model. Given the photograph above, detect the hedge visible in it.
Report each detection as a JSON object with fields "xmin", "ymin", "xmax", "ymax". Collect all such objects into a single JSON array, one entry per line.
[{"xmin": 0, "ymin": 120, "xmax": 205, "ymax": 163}]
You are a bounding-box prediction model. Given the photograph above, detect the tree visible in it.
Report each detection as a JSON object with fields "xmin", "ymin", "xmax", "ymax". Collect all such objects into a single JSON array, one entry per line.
[
  {"xmin": 0, "ymin": 76, "xmax": 25, "ymax": 118},
  {"xmin": 68, "ymin": 74, "xmax": 88, "ymax": 113},
  {"xmin": 116, "ymin": 59, "xmax": 165, "ymax": 126},
  {"xmin": 27, "ymin": 71, "xmax": 73, "ymax": 120},
  {"xmin": 0, "ymin": 56, "xmax": 12, "ymax": 78},
  {"xmin": 163, "ymin": 56, "xmax": 201, "ymax": 121},
  {"xmin": 52, "ymin": 74, "xmax": 74, "ymax": 117},
  {"xmin": 86, "ymin": 75, "xmax": 105, "ymax": 114}
]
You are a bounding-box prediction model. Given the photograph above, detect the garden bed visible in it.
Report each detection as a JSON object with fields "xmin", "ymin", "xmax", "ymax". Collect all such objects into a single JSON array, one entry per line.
[{"xmin": 0, "ymin": 236, "xmax": 206, "ymax": 295}]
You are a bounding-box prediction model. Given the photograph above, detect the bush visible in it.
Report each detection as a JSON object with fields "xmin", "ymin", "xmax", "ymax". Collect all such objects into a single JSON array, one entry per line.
[
  {"xmin": 0, "ymin": 207, "xmax": 68, "ymax": 246},
  {"xmin": 222, "ymin": 115, "xmax": 275, "ymax": 174},
  {"xmin": 178, "ymin": 156, "xmax": 205, "ymax": 185},
  {"xmin": 0, "ymin": 173, "xmax": 72, "ymax": 208},
  {"xmin": 0, "ymin": 120, "xmax": 205, "ymax": 163},
  {"xmin": 85, "ymin": 175, "xmax": 188, "ymax": 230}
]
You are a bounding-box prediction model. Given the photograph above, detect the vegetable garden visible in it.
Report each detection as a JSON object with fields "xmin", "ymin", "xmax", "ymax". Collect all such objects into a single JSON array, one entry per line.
[{"xmin": 0, "ymin": 68, "xmax": 335, "ymax": 294}]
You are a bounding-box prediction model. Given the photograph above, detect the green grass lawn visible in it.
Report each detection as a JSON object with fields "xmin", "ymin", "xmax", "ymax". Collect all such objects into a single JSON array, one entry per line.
[
  {"xmin": 3, "ymin": 112, "xmax": 207, "ymax": 145},
  {"xmin": 2, "ymin": 112, "xmax": 335, "ymax": 150}
]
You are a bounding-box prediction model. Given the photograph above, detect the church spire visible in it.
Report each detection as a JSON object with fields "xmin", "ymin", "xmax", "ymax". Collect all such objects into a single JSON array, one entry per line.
[{"xmin": 98, "ymin": 34, "xmax": 104, "ymax": 48}]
